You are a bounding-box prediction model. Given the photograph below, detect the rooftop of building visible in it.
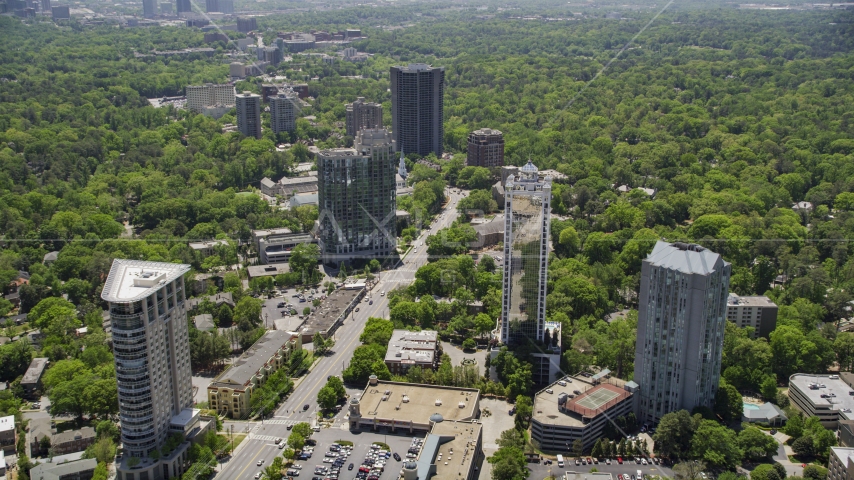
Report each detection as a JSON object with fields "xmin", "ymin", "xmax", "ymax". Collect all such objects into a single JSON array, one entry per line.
[
  {"xmin": 186, "ymin": 292, "xmax": 235, "ymax": 310},
  {"xmin": 279, "ymin": 175, "xmax": 318, "ymax": 185},
  {"xmin": 395, "ymin": 63, "xmax": 443, "ymax": 72},
  {"xmin": 30, "ymin": 458, "xmax": 98, "ymax": 479},
  {"xmin": 356, "ymin": 380, "xmax": 479, "ymax": 423},
  {"xmin": 171, "ymin": 407, "xmax": 200, "ymax": 427},
  {"xmin": 384, "ymin": 330, "xmax": 439, "ymax": 364},
  {"xmin": 52, "ymin": 426, "xmax": 95, "ymax": 444},
  {"xmin": 101, "ymin": 259, "xmax": 191, "ymax": 303},
  {"xmin": 247, "ymin": 264, "xmax": 291, "ymax": 278},
  {"xmin": 727, "ymin": 294, "xmax": 777, "ymax": 307},
  {"xmin": 0, "ymin": 414, "xmax": 13, "ymax": 433},
  {"xmin": 188, "ymin": 239, "xmax": 229, "ymax": 250},
  {"xmin": 418, "ymin": 420, "xmax": 482, "ymax": 480},
  {"xmin": 471, "ymin": 128, "xmax": 502, "ymax": 136},
  {"xmin": 21, "ymin": 357, "xmax": 49, "ymax": 385},
  {"xmin": 299, "ymin": 288, "xmax": 362, "ymax": 337},
  {"xmin": 832, "ymin": 446, "xmax": 854, "ymax": 463},
  {"xmin": 259, "ymin": 233, "xmax": 315, "ymax": 245},
  {"xmin": 472, "ymin": 215, "xmax": 505, "ymax": 236},
  {"xmin": 790, "ymin": 374, "xmax": 854, "ymax": 417},
  {"xmin": 532, "ymin": 374, "xmax": 633, "ymax": 428},
  {"xmin": 289, "ymin": 193, "xmax": 318, "ymax": 206},
  {"xmin": 645, "ymin": 240, "xmax": 726, "ymax": 276},
  {"xmin": 564, "ymin": 472, "xmax": 614, "ymax": 480},
  {"xmin": 252, "ymin": 227, "xmax": 293, "ymax": 238},
  {"xmin": 743, "ymin": 402, "xmax": 787, "ymax": 421},
  {"xmin": 209, "ymin": 330, "xmax": 298, "ymax": 389},
  {"xmin": 194, "ymin": 314, "xmax": 215, "ymax": 331}
]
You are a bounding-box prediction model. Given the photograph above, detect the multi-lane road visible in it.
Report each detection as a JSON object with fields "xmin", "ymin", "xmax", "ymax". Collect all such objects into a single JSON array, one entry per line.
[{"xmin": 217, "ymin": 188, "xmax": 464, "ymax": 479}]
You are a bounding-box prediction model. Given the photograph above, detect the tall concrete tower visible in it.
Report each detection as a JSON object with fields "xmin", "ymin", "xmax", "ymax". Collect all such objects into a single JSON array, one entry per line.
[
  {"xmin": 634, "ymin": 241, "xmax": 731, "ymax": 424},
  {"xmin": 236, "ymin": 91, "xmax": 262, "ymax": 139}
]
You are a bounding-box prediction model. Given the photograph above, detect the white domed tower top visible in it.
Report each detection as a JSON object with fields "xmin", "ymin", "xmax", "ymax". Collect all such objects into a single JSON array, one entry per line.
[{"xmin": 518, "ymin": 159, "xmax": 539, "ymax": 181}]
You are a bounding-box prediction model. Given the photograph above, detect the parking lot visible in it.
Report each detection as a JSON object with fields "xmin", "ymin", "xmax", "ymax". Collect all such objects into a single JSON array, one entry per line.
[
  {"xmin": 526, "ymin": 457, "xmax": 674, "ymax": 480},
  {"xmin": 295, "ymin": 427, "xmax": 418, "ymax": 480}
]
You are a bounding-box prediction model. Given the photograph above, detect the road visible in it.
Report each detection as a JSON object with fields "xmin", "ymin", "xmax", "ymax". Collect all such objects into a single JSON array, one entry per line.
[{"xmin": 216, "ymin": 188, "xmax": 464, "ymax": 479}]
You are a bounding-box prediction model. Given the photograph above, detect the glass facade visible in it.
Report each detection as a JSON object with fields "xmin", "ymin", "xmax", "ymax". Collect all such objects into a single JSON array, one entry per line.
[{"xmin": 501, "ymin": 161, "xmax": 551, "ymax": 345}]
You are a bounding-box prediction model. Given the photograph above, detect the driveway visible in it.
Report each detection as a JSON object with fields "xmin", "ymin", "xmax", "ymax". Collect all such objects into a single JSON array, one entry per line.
[
  {"xmin": 477, "ymin": 398, "xmax": 515, "ymax": 480},
  {"xmin": 441, "ymin": 342, "xmax": 486, "ymax": 377}
]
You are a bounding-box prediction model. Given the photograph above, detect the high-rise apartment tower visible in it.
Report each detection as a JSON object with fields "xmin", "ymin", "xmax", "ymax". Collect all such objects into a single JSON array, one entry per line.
[
  {"xmin": 390, "ymin": 64, "xmax": 444, "ymax": 157},
  {"xmin": 270, "ymin": 92, "xmax": 298, "ymax": 135},
  {"xmin": 317, "ymin": 128, "xmax": 397, "ymax": 266},
  {"xmin": 634, "ymin": 241, "xmax": 731, "ymax": 424},
  {"xmin": 102, "ymin": 260, "xmax": 202, "ymax": 479},
  {"xmin": 175, "ymin": 0, "xmax": 190, "ymax": 14},
  {"xmin": 236, "ymin": 91, "xmax": 262, "ymax": 139},
  {"xmin": 142, "ymin": 0, "xmax": 155, "ymax": 17},
  {"xmin": 467, "ymin": 128, "xmax": 505, "ymax": 168},
  {"xmin": 185, "ymin": 84, "xmax": 235, "ymax": 119},
  {"xmin": 345, "ymin": 97, "xmax": 383, "ymax": 137}
]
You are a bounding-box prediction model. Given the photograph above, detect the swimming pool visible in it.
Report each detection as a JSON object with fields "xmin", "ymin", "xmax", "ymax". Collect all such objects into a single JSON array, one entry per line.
[{"xmin": 743, "ymin": 402, "xmax": 761, "ymax": 410}]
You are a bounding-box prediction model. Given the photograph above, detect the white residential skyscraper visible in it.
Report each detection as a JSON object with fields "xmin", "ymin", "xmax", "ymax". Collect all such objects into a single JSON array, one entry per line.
[
  {"xmin": 102, "ymin": 259, "xmax": 203, "ymax": 479},
  {"xmin": 634, "ymin": 241, "xmax": 731, "ymax": 424}
]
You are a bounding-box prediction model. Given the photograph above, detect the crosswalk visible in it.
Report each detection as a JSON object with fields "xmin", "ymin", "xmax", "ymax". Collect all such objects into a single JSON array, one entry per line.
[
  {"xmin": 264, "ymin": 419, "xmax": 298, "ymax": 426},
  {"xmin": 248, "ymin": 434, "xmax": 280, "ymax": 443}
]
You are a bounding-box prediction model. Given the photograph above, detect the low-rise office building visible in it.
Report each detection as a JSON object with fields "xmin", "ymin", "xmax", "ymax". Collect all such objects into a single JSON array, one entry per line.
[
  {"xmin": 726, "ymin": 293, "xmax": 778, "ymax": 338},
  {"xmin": 208, "ymin": 331, "xmax": 302, "ymax": 419},
  {"xmin": 349, "ymin": 379, "xmax": 480, "ymax": 433},
  {"xmin": 789, "ymin": 374, "xmax": 854, "ymax": 428},
  {"xmin": 531, "ymin": 374, "xmax": 637, "ymax": 453},
  {"xmin": 400, "ymin": 419, "xmax": 483, "ymax": 480},
  {"xmin": 840, "ymin": 421, "xmax": 854, "ymax": 448},
  {"xmin": 384, "ymin": 330, "xmax": 440, "ymax": 375},
  {"xmin": 30, "ymin": 458, "xmax": 97, "ymax": 480},
  {"xmin": 829, "ymin": 447, "xmax": 854, "ymax": 480},
  {"xmin": 258, "ymin": 232, "xmax": 316, "ymax": 264}
]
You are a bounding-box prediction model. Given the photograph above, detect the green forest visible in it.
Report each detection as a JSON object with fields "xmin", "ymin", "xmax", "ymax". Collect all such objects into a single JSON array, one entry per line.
[{"xmin": 1, "ymin": 1, "xmax": 854, "ymax": 478}]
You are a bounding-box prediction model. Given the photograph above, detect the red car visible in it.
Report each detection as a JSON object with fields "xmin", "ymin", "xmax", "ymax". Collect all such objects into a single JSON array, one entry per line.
[{"xmin": 617, "ymin": 457, "xmax": 624, "ymax": 464}]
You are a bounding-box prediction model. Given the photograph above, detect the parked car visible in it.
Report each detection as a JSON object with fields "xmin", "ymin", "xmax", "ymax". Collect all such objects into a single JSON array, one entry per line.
[{"xmin": 393, "ymin": 452, "xmax": 401, "ymax": 462}]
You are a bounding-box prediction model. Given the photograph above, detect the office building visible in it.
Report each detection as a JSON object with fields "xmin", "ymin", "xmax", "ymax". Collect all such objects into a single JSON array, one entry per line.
[
  {"xmin": 634, "ymin": 241, "xmax": 731, "ymax": 424},
  {"xmin": 218, "ymin": 0, "xmax": 232, "ymax": 13},
  {"xmin": 531, "ymin": 374, "xmax": 637, "ymax": 453},
  {"xmin": 236, "ymin": 91, "xmax": 262, "ymax": 139},
  {"xmin": 789, "ymin": 374, "xmax": 854, "ymax": 428},
  {"xmin": 40, "ymin": 0, "xmax": 49, "ymax": 12},
  {"xmin": 236, "ymin": 17, "xmax": 256, "ymax": 33},
  {"xmin": 390, "ymin": 64, "xmax": 444, "ymax": 157},
  {"xmin": 50, "ymin": 4, "xmax": 68, "ymax": 18},
  {"xmin": 345, "ymin": 97, "xmax": 383, "ymax": 137},
  {"xmin": 185, "ymin": 83, "xmax": 235, "ymax": 119},
  {"xmin": 142, "ymin": 0, "xmax": 155, "ymax": 17},
  {"xmin": 175, "ymin": 0, "xmax": 190, "ymax": 13},
  {"xmin": 208, "ymin": 331, "xmax": 301, "ymax": 419},
  {"xmin": 726, "ymin": 293, "xmax": 778, "ymax": 338},
  {"xmin": 204, "ymin": 0, "xmax": 216, "ymax": 12},
  {"xmin": 159, "ymin": 1, "xmax": 171, "ymax": 13},
  {"xmin": 317, "ymin": 128, "xmax": 397, "ymax": 266},
  {"xmin": 349, "ymin": 379, "xmax": 480, "ymax": 432},
  {"xmin": 829, "ymin": 447, "xmax": 854, "ymax": 480},
  {"xmin": 269, "ymin": 92, "xmax": 298, "ymax": 135},
  {"xmin": 384, "ymin": 330, "xmax": 440, "ymax": 375},
  {"xmin": 467, "ymin": 128, "xmax": 504, "ymax": 168},
  {"xmin": 258, "ymin": 232, "xmax": 315, "ymax": 264}
]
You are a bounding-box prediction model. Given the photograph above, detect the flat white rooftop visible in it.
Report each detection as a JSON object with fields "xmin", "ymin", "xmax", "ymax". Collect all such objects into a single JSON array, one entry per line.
[
  {"xmin": 171, "ymin": 407, "xmax": 200, "ymax": 427},
  {"xmin": 0, "ymin": 414, "xmax": 13, "ymax": 433},
  {"xmin": 791, "ymin": 374, "xmax": 854, "ymax": 419},
  {"xmin": 101, "ymin": 259, "xmax": 191, "ymax": 303}
]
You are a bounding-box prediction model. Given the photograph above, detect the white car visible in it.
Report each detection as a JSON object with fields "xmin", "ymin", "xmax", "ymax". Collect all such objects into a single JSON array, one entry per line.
[
  {"xmin": 292, "ymin": 464, "xmax": 302, "ymax": 469},
  {"xmin": 257, "ymin": 459, "xmax": 264, "ymax": 466},
  {"xmin": 254, "ymin": 473, "xmax": 262, "ymax": 479}
]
